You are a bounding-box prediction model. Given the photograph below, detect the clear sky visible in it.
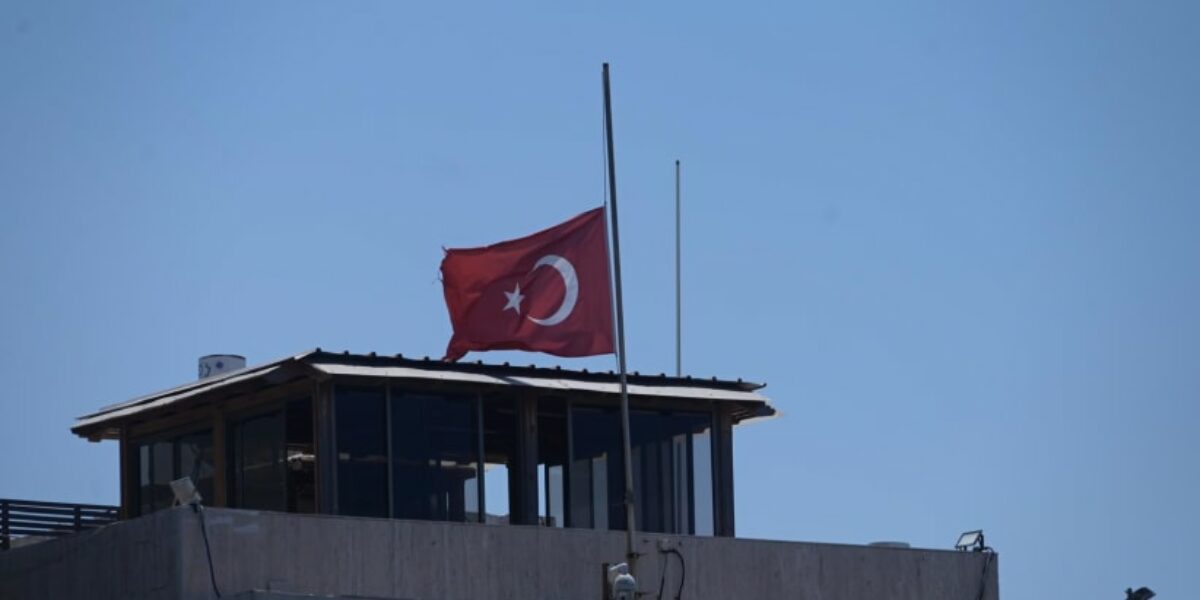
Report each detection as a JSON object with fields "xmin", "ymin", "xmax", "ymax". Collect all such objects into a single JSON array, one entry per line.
[{"xmin": 2, "ymin": 1, "xmax": 1197, "ymax": 597}]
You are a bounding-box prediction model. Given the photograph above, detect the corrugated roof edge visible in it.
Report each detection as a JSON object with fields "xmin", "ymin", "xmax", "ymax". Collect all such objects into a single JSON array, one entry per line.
[
  {"xmin": 73, "ymin": 348, "xmax": 769, "ymax": 430},
  {"xmin": 76, "ymin": 349, "xmax": 320, "ymax": 421},
  {"xmin": 301, "ymin": 350, "xmax": 766, "ymax": 393}
]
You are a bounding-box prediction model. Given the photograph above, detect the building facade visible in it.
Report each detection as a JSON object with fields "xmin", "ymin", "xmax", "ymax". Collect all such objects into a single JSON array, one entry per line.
[
  {"xmin": 72, "ymin": 349, "xmax": 773, "ymax": 537},
  {"xmin": 0, "ymin": 350, "xmax": 1000, "ymax": 599}
]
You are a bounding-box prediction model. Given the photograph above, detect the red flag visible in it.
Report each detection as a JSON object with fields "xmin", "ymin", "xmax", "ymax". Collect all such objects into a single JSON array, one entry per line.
[{"xmin": 441, "ymin": 207, "xmax": 615, "ymax": 362}]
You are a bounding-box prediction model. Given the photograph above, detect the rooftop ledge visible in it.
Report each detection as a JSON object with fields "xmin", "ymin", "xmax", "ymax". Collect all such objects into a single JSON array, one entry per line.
[{"xmin": 1, "ymin": 506, "xmax": 998, "ymax": 600}]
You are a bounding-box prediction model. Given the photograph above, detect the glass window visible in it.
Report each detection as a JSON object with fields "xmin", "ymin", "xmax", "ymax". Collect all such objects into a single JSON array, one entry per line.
[
  {"xmin": 481, "ymin": 396, "xmax": 516, "ymax": 524},
  {"xmin": 569, "ymin": 405, "xmax": 622, "ymax": 530},
  {"xmin": 286, "ymin": 398, "xmax": 316, "ymax": 513},
  {"xmin": 569, "ymin": 406, "xmax": 715, "ymax": 535},
  {"xmin": 630, "ymin": 410, "xmax": 713, "ymax": 534},
  {"xmin": 232, "ymin": 412, "xmax": 286, "ymax": 511},
  {"xmin": 134, "ymin": 430, "xmax": 214, "ymax": 516},
  {"xmin": 538, "ymin": 398, "xmax": 567, "ymax": 527},
  {"xmin": 137, "ymin": 445, "xmax": 150, "ymax": 515},
  {"xmin": 692, "ymin": 428, "xmax": 714, "ymax": 536},
  {"xmin": 177, "ymin": 431, "xmax": 214, "ymax": 506},
  {"xmin": 390, "ymin": 389, "xmax": 479, "ymax": 522},
  {"xmin": 150, "ymin": 440, "xmax": 173, "ymax": 509},
  {"xmin": 222, "ymin": 401, "xmax": 311, "ymax": 514},
  {"xmin": 335, "ymin": 386, "xmax": 388, "ymax": 518},
  {"xmin": 136, "ymin": 443, "xmax": 170, "ymax": 515}
]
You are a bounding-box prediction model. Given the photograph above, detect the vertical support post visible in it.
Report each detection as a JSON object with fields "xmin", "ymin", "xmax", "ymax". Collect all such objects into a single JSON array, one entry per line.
[
  {"xmin": 513, "ymin": 393, "xmax": 539, "ymax": 525},
  {"xmin": 212, "ymin": 413, "xmax": 228, "ymax": 507},
  {"xmin": 1, "ymin": 500, "xmax": 9, "ymax": 550},
  {"xmin": 564, "ymin": 399, "xmax": 576, "ymax": 528},
  {"xmin": 713, "ymin": 405, "xmax": 736, "ymax": 537},
  {"xmin": 602, "ymin": 61, "xmax": 639, "ymax": 573},
  {"xmin": 385, "ymin": 384, "xmax": 394, "ymax": 519},
  {"xmin": 310, "ymin": 383, "xmax": 321, "ymax": 514},
  {"xmin": 476, "ymin": 394, "xmax": 486, "ymax": 523},
  {"xmin": 315, "ymin": 380, "xmax": 338, "ymax": 515},
  {"xmin": 278, "ymin": 403, "xmax": 288, "ymax": 512},
  {"xmin": 118, "ymin": 426, "xmax": 132, "ymax": 520}
]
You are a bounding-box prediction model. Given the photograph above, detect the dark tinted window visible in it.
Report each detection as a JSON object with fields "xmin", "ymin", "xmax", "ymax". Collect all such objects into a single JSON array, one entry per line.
[
  {"xmin": 134, "ymin": 430, "xmax": 213, "ymax": 516},
  {"xmin": 538, "ymin": 398, "xmax": 567, "ymax": 527},
  {"xmin": 137, "ymin": 442, "xmax": 173, "ymax": 515},
  {"xmin": 569, "ymin": 405, "xmax": 622, "ymax": 529},
  {"xmin": 481, "ymin": 396, "xmax": 517, "ymax": 524},
  {"xmin": 335, "ymin": 386, "xmax": 388, "ymax": 517},
  {"xmin": 390, "ymin": 390, "xmax": 479, "ymax": 522},
  {"xmin": 286, "ymin": 398, "xmax": 316, "ymax": 513},
  {"xmin": 232, "ymin": 412, "xmax": 286, "ymax": 511},
  {"xmin": 569, "ymin": 406, "xmax": 714, "ymax": 534},
  {"xmin": 177, "ymin": 431, "xmax": 215, "ymax": 506}
]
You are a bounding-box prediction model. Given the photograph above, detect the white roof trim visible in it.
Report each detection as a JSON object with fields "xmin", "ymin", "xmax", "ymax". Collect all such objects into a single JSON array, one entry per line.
[
  {"xmin": 308, "ymin": 362, "xmax": 770, "ymax": 404},
  {"xmin": 86, "ymin": 349, "xmax": 319, "ymax": 417},
  {"xmin": 74, "ymin": 366, "xmax": 284, "ymax": 431}
]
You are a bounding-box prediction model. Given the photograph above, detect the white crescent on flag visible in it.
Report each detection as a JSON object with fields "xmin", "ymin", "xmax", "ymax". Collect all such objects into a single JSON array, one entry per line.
[{"xmin": 527, "ymin": 254, "xmax": 578, "ymax": 327}]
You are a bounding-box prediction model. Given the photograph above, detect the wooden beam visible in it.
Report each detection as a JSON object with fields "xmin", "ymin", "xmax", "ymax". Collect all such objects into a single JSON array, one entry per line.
[
  {"xmin": 212, "ymin": 413, "xmax": 228, "ymax": 507},
  {"xmin": 314, "ymin": 380, "xmax": 337, "ymax": 515},
  {"xmin": 714, "ymin": 404, "xmax": 736, "ymax": 537},
  {"xmin": 512, "ymin": 392, "xmax": 539, "ymax": 525},
  {"xmin": 118, "ymin": 426, "xmax": 131, "ymax": 520},
  {"xmin": 125, "ymin": 379, "xmax": 311, "ymax": 440}
]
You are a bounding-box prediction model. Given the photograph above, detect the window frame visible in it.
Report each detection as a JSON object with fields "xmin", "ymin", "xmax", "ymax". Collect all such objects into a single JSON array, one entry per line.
[{"xmin": 128, "ymin": 424, "xmax": 216, "ymax": 517}]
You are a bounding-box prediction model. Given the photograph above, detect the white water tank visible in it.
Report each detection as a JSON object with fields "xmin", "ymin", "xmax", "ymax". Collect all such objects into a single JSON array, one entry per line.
[{"xmin": 198, "ymin": 354, "xmax": 246, "ymax": 380}]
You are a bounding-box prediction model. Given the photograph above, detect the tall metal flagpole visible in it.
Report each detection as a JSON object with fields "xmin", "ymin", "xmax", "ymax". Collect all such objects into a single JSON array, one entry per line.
[
  {"xmin": 602, "ymin": 62, "xmax": 638, "ymax": 575},
  {"xmin": 675, "ymin": 159, "xmax": 682, "ymax": 377}
]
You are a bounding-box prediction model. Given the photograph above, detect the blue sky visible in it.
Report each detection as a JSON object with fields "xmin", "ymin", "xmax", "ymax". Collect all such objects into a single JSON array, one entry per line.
[{"xmin": 2, "ymin": 1, "xmax": 1197, "ymax": 597}]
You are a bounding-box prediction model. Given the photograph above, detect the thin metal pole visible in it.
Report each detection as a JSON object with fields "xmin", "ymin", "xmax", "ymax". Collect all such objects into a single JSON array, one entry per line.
[
  {"xmin": 476, "ymin": 394, "xmax": 486, "ymax": 524},
  {"xmin": 675, "ymin": 159, "xmax": 682, "ymax": 377},
  {"xmin": 602, "ymin": 62, "xmax": 638, "ymax": 575}
]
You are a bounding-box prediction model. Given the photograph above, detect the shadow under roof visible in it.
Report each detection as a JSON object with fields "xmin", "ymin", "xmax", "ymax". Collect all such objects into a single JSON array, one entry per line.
[{"xmin": 73, "ymin": 349, "xmax": 773, "ymax": 440}]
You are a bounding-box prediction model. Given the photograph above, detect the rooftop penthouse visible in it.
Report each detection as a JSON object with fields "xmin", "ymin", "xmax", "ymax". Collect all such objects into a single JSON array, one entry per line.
[{"xmin": 1, "ymin": 350, "xmax": 999, "ymax": 599}]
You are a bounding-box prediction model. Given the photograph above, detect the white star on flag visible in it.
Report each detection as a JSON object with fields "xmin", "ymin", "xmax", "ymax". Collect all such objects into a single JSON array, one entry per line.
[{"xmin": 503, "ymin": 283, "xmax": 524, "ymax": 314}]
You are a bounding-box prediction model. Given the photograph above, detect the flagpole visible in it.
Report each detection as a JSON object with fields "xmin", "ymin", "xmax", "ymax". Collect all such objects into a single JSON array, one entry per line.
[
  {"xmin": 675, "ymin": 159, "xmax": 682, "ymax": 377},
  {"xmin": 602, "ymin": 62, "xmax": 638, "ymax": 575}
]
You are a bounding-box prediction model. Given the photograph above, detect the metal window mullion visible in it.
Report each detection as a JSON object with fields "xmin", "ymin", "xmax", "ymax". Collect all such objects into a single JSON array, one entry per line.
[
  {"xmin": 564, "ymin": 398, "xmax": 574, "ymax": 528},
  {"xmin": 476, "ymin": 393, "xmax": 486, "ymax": 523},
  {"xmin": 686, "ymin": 432, "xmax": 696, "ymax": 535},
  {"xmin": 329, "ymin": 383, "xmax": 338, "ymax": 515},
  {"xmin": 386, "ymin": 383, "xmax": 394, "ymax": 519},
  {"xmin": 279, "ymin": 405, "xmax": 288, "ymax": 511},
  {"xmin": 709, "ymin": 407, "xmax": 720, "ymax": 536}
]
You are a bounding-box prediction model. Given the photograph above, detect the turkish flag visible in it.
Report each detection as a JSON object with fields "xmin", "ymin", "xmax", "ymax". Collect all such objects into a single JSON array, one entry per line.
[{"xmin": 440, "ymin": 207, "xmax": 615, "ymax": 362}]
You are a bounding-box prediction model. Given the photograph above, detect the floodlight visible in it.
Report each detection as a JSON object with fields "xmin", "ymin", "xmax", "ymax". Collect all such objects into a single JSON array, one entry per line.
[
  {"xmin": 1126, "ymin": 587, "xmax": 1155, "ymax": 600},
  {"xmin": 606, "ymin": 563, "xmax": 637, "ymax": 600},
  {"xmin": 170, "ymin": 476, "xmax": 203, "ymax": 507},
  {"xmin": 173, "ymin": 475, "xmax": 221, "ymax": 597},
  {"xmin": 955, "ymin": 530, "xmax": 984, "ymax": 551}
]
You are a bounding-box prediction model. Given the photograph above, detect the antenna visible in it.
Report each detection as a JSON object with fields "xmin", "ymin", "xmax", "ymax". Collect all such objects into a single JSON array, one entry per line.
[{"xmin": 675, "ymin": 159, "xmax": 682, "ymax": 377}]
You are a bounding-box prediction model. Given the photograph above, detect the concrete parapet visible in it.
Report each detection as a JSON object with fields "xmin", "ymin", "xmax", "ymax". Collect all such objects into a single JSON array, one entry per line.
[{"xmin": 2, "ymin": 507, "xmax": 999, "ymax": 600}]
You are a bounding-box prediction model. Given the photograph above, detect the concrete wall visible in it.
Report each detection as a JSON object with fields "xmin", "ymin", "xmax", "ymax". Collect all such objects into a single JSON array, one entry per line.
[
  {"xmin": 3, "ymin": 507, "xmax": 999, "ymax": 600},
  {"xmin": 0, "ymin": 509, "xmax": 181, "ymax": 600}
]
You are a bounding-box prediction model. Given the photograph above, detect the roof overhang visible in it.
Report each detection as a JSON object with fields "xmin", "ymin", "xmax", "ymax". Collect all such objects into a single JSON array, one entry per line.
[
  {"xmin": 309, "ymin": 362, "xmax": 769, "ymax": 403},
  {"xmin": 73, "ymin": 350, "xmax": 775, "ymax": 440}
]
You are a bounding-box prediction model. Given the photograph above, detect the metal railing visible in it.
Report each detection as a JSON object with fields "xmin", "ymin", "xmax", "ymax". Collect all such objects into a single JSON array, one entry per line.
[{"xmin": 0, "ymin": 498, "xmax": 119, "ymax": 550}]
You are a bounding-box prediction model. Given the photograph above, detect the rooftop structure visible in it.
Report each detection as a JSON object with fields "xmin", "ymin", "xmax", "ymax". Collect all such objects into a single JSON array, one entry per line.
[
  {"xmin": 71, "ymin": 349, "xmax": 772, "ymax": 535},
  {"xmin": 0, "ymin": 349, "xmax": 999, "ymax": 599}
]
